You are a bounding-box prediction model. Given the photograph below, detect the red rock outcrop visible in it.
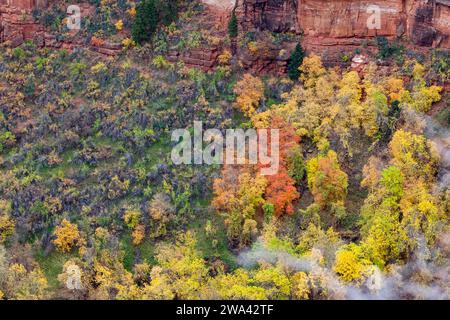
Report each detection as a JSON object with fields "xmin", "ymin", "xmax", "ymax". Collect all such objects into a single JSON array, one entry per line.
[
  {"xmin": 0, "ymin": 1, "xmax": 42, "ymax": 46},
  {"xmin": 0, "ymin": 1, "xmax": 121, "ymax": 55},
  {"xmin": 239, "ymin": 0, "xmax": 298, "ymax": 33},
  {"xmin": 167, "ymin": 47, "xmax": 220, "ymax": 72},
  {"xmin": 234, "ymin": 0, "xmax": 449, "ymax": 49},
  {"xmin": 0, "ymin": 0, "xmax": 448, "ymax": 71},
  {"xmin": 202, "ymin": 0, "xmax": 449, "ymax": 71}
]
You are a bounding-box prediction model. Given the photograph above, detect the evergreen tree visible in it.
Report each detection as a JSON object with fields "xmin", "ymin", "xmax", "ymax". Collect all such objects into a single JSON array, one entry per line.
[
  {"xmin": 287, "ymin": 43, "xmax": 305, "ymax": 80},
  {"xmin": 228, "ymin": 11, "xmax": 238, "ymax": 39},
  {"xmin": 161, "ymin": 0, "xmax": 178, "ymax": 26},
  {"xmin": 132, "ymin": 0, "xmax": 159, "ymax": 45},
  {"xmin": 132, "ymin": 0, "xmax": 146, "ymax": 44},
  {"xmin": 144, "ymin": 0, "xmax": 158, "ymax": 36}
]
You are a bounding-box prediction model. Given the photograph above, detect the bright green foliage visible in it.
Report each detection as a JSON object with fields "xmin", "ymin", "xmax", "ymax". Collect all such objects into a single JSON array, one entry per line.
[{"xmin": 380, "ymin": 166, "xmax": 404, "ymax": 200}]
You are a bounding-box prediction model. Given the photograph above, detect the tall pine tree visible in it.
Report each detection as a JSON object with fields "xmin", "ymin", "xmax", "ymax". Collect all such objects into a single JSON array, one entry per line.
[
  {"xmin": 228, "ymin": 11, "xmax": 238, "ymax": 39},
  {"xmin": 287, "ymin": 43, "xmax": 305, "ymax": 80}
]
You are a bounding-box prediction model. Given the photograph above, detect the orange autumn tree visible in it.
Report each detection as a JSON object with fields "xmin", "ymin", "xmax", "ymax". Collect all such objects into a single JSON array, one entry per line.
[{"xmin": 260, "ymin": 116, "xmax": 300, "ymax": 217}]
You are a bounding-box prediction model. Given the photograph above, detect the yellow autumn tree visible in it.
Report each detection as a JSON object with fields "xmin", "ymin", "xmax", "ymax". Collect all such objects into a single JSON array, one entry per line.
[
  {"xmin": 333, "ymin": 244, "xmax": 372, "ymax": 284},
  {"xmin": 361, "ymin": 156, "xmax": 382, "ymax": 191},
  {"xmin": 299, "ymin": 54, "xmax": 326, "ymax": 88},
  {"xmin": 141, "ymin": 232, "xmax": 210, "ymax": 299},
  {"xmin": 1, "ymin": 263, "xmax": 48, "ymax": 299},
  {"xmin": 360, "ymin": 84, "xmax": 388, "ymax": 137},
  {"xmin": 389, "ymin": 129, "xmax": 438, "ymax": 185},
  {"xmin": 234, "ymin": 74, "xmax": 264, "ymax": 118},
  {"xmin": 123, "ymin": 209, "xmax": 145, "ymax": 245},
  {"xmin": 306, "ymin": 150, "xmax": 348, "ymax": 210},
  {"xmin": 290, "ymin": 272, "xmax": 310, "ymax": 299},
  {"xmin": 208, "ymin": 268, "xmax": 267, "ymax": 300},
  {"xmin": 90, "ymin": 252, "xmax": 135, "ymax": 300},
  {"xmin": 0, "ymin": 200, "xmax": 14, "ymax": 243},
  {"xmin": 52, "ymin": 219, "xmax": 81, "ymax": 253},
  {"xmin": 124, "ymin": 210, "xmax": 141, "ymax": 229},
  {"xmin": 384, "ymin": 77, "xmax": 406, "ymax": 102},
  {"xmin": 132, "ymin": 225, "xmax": 145, "ymax": 246},
  {"xmin": 401, "ymin": 62, "xmax": 442, "ymax": 112},
  {"xmin": 252, "ymin": 266, "xmax": 292, "ymax": 300},
  {"xmin": 213, "ymin": 166, "xmax": 267, "ymax": 246}
]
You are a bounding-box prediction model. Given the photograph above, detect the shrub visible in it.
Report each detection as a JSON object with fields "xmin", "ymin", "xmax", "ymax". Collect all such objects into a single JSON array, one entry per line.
[{"xmin": 376, "ymin": 36, "xmax": 402, "ymax": 60}]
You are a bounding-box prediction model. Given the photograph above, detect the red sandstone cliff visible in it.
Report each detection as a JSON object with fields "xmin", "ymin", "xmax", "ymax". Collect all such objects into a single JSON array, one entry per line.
[
  {"xmin": 0, "ymin": 0, "xmax": 448, "ymax": 73},
  {"xmin": 211, "ymin": 0, "xmax": 449, "ymax": 49},
  {"xmin": 0, "ymin": 0, "xmax": 42, "ymax": 46},
  {"xmin": 1, "ymin": 0, "xmax": 448, "ymax": 50}
]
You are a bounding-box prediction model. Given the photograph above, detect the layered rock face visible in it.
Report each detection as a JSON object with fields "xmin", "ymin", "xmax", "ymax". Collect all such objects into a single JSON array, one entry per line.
[
  {"xmin": 233, "ymin": 0, "xmax": 449, "ymax": 49},
  {"xmin": 2, "ymin": 0, "xmax": 448, "ymax": 50},
  {"xmin": 202, "ymin": 0, "xmax": 449, "ymax": 72},
  {"xmin": 0, "ymin": 0, "xmax": 43, "ymax": 46},
  {"xmin": 239, "ymin": 0, "xmax": 298, "ymax": 33},
  {"xmin": 408, "ymin": 0, "xmax": 450, "ymax": 47},
  {"xmin": 0, "ymin": 1, "xmax": 122, "ymax": 54},
  {"xmin": 298, "ymin": 0, "xmax": 404, "ymax": 45},
  {"xmin": 167, "ymin": 47, "xmax": 220, "ymax": 72}
]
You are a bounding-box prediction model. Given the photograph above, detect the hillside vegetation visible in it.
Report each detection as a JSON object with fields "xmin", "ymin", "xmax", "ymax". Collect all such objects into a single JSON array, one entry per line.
[{"xmin": 0, "ymin": 0, "xmax": 449, "ymax": 300}]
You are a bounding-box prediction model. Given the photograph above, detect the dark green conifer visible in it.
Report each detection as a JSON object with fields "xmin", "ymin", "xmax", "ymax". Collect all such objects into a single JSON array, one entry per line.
[{"xmin": 287, "ymin": 43, "xmax": 305, "ymax": 80}]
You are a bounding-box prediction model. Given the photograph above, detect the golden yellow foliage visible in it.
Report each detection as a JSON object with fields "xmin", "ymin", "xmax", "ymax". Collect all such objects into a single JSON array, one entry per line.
[
  {"xmin": 124, "ymin": 210, "xmax": 141, "ymax": 229},
  {"xmin": 385, "ymin": 77, "xmax": 406, "ymax": 101},
  {"xmin": 389, "ymin": 129, "xmax": 438, "ymax": 184},
  {"xmin": 122, "ymin": 38, "xmax": 136, "ymax": 49},
  {"xmin": 361, "ymin": 156, "xmax": 382, "ymax": 190},
  {"xmin": 247, "ymin": 41, "xmax": 259, "ymax": 55},
  {"xmin": 115, "ymin": 20, "xmax": 124, "ymax": 31},
  {"xmin": 132, "ymin": 224, "xmax": 145, "ymax": 246},
  {"xmin": 363, "ymin": 211, "xmax": 407, "ymax": 267},
  {"xmin": 306, "ymin": 150, "xmax": 348, "ymax": 209},
  {"xmin": 234, "ymin": 74, "xmax": 264, "ymax": 118},
  {"xmin": 4, "ymin": 263, "xmax": 48, "ymax": 299},
  {"xmin": 0, "ymin": 200, "xmax": 14, "ymax": 243},
  {"xmin": 0, "ymin": 215, "xmax": 14, "ymax": 243},
  {"xmin": 333, "ymin": 245, "xmax": 371, "ymax": 284},
  {"xmin": 209, "ymin": 269, "xmax": 267, "ymax": 300},
  {"xmin": 127, "ymin": 7, "xmax": 136, "ymax": 17},
  {"xmin": 299, "ymin": 54, "xmax": 326, "ymax": 88},
  {"xmin": 218, "ymin": 50, "xmax": 232, "ymax": 66},
  {"xmin": 213, "ymin": 166, "xmax": 267, "ymax": 246},
  {"xmin": 52, "ymin": 219, "xmax": 81, "ymax": 253},
  {"xmin": 291, "ymin": 272, "xmax": 310, "ymax": 299}
]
